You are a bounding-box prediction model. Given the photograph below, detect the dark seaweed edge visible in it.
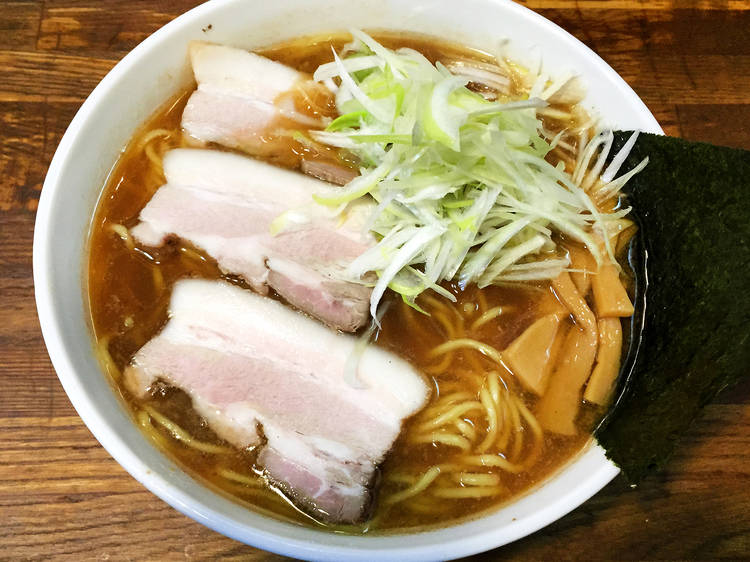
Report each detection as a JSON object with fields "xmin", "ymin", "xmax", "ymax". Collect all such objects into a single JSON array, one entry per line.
[{"xmin": 593, "ymin": 132, "xmax": 750, "ymax": 482}]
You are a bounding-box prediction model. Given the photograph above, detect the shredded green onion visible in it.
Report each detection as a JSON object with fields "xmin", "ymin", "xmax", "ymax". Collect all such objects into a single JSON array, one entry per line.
[{"xmin": 310, "ymin": 30, "xmax": 644, "ymax": 317}]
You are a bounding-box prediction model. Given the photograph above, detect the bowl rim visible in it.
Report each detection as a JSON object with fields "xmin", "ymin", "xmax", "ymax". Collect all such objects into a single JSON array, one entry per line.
[{"xmin": 33, "ymin": 0, "xmax": 661, "ymax": 559}]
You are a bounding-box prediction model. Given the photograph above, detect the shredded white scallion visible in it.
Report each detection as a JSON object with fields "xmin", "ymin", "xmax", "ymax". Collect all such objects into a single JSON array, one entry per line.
[{"xmin": 306, "ymin": 30, "xmax": 647, "ymax": 314}]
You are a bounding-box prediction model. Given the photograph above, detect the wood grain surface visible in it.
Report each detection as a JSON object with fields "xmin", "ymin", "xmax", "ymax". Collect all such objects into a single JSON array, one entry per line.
[{"xmin": 2, "ymin": 1, "xmax": 749, "ymax": 560}]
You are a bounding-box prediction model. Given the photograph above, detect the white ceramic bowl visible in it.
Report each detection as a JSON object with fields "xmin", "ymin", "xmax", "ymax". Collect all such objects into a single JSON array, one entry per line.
[{"xmin": 34, "ymin": 0, "xmax": 662, "ymax": 559}]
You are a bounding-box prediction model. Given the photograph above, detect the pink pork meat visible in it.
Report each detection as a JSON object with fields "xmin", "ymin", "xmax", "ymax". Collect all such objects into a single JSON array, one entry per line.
[
  {"xmin": 124, "ymin": 278, "xmax": 429, "ymax": 523},
  {"xmin": 130, "ymin": 148, "xmax": 374, "ymax": 332},
  {"xmin": 182, "ymin": 41, "xmax": 358, "ymax": 186}
]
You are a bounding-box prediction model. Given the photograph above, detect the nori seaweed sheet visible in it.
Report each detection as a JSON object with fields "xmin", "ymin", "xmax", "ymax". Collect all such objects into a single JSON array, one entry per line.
[{"xmin": 595, "ymin": 132, "xmax": 750, "ymax": 482}]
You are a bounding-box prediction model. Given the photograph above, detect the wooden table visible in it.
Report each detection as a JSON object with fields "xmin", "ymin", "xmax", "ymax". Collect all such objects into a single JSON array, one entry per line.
[{"xmin": 3, "ymin": 1, "xmax": 749, "ymax": 559}]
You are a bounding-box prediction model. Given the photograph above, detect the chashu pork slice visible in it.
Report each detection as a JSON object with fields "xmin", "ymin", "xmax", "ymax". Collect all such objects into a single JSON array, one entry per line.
[
  {"xmin": 130, "ymin": 148, "xmax": 374, "ymax": 332},
  {"xmin": 125, "ymin": 279, "xmax": 429, "ymax": 523},
  {"xmin": 182, "ymin": 41, "xmax": 309, "ymax": 152},
  {"xmin": 181, "ymin": 41, "xmax": 358, "ymax": 186}
]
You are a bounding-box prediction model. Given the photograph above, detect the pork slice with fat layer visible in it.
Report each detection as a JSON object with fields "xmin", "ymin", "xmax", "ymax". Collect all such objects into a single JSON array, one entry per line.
[
  {"xmin": 124, "ymin": 279, "xmax": 429, "ymax": 523},
  {"xmin": 181, "ymin": 41, "xmax": 358, "ymax": 185},
  {"xmin": 130, "ymin": 148, "xmax": 374, "ymax": 331}
]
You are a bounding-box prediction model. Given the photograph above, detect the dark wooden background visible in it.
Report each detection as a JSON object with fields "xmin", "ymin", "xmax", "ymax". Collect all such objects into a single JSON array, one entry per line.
[{"xmin": 2, "ymin": 1, "xmax": 749, "ymax": 559}]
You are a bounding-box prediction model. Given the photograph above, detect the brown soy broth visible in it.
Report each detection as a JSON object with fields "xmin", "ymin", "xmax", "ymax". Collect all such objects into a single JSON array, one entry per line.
[
  {"xmin": 88, "ymin": 32, "xmax": 602, "ymax": 533},
  {"xmin": 258, "ymin": 32, "xmax": 495, "ymax": 71},
  {"xmin": 376, "ymin": 285, "xmax": 593, "ymax": 528},
  {"xmin": 377, "ymin": 284, "xmax": 539, "ymax": 369}
]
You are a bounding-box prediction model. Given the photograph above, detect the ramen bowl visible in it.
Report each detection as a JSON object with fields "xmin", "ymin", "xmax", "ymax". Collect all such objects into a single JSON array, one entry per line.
[{"xmin": 34, "ymin": 0, "xmax": 661, "ymax": 559}]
